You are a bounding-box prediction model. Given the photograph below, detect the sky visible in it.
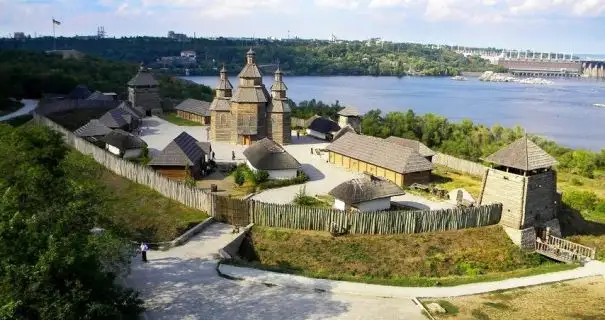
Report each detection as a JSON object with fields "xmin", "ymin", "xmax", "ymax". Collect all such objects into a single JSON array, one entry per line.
[{"xmin": 1, "ymin": 0, "xmax": 605, "ymax": 53}]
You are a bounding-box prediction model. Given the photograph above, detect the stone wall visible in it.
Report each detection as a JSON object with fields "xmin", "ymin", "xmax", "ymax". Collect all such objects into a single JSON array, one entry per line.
[
  {"xmin": 503, "ymin": 226, "xmax": 536, "ymax": 250},
  {"xmin": 479, "ymin": 169, "xmax": 525, "ymax": 229}
]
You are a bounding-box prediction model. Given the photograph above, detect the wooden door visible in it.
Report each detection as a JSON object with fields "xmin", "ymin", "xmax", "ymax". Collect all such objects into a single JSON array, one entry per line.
[{"xmin": 243, "ymin": 135, "xmax": 251, "ymax": 145}]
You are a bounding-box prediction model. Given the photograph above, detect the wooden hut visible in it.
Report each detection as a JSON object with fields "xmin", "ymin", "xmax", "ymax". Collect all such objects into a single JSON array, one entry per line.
[
  {"xmin": 243, "ymin": 138, "xmax": 300, "ymax": 180},
  {"xmin": 148, "ymin": 132, "xmax": 207, "ymax": 180},
  {"xmin": 306, "ymin": 117, "xmax": 341, "ymax": 141},
  {"xmin": 74, "ymin": 119, "xmax": 113, "ymax": 146},
  {"xmin": 174, "ymin": 98, "xmax": 211, "ymax": 124},
  {"xmin": 329, "ymin": 176, "xmax": 405, "ymax": 212},
  {"xmin": 326, "ymin": 132, "xmax": 434, "ymax": 186},
  {"xmin": 101, "ymin": 129, "xmax": 147, "ymax": 159}
]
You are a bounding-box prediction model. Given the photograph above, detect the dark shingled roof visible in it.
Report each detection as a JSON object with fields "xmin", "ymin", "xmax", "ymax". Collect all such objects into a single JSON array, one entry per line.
[
  {"xmin": 384, "ymin": 136, "xmax": 436, "ymax": 157},
  {"xmin": 484, "ymin": 136, "xmax": 558, "ymax": 171},
  {"xmin": 116, "ymin": 101, "xmax": 145, "ymax": 119},
  {"xmin": 338, "ymin": 106, "xmax": 360, "ymax": 117},
  {"xmin": 99, "ymin": 109, "xmax": 131, "ymax": 128},
  {"xmin": 329, "ymin": 177, "xmax": 405, "ymax": 205},
  {"xmin": 326, "ymin": 132, "xmax": 434, "ymax": 174},
  {"xmin": 86, "ymin": 91, "xmax": 113, "ymax": 101},
  {"xmin": 149, "ymin": 132, "xmax": 205, "ymax": 166},
  {"xmin": 175, "ymin": 98, "xmax": 211, "ymax": 116},
  {"xmin": 127, "ymin": 69, "xmax": 159, "ymax": 87},
  {"xmin": 197, "ymin": 141, "xmax": 211, "ymax": 155},
  {"xmin": 243, "ymin": 138, "xmax": 300, "ymax": 170},
  {"xmin": 68, "ymin": 85, "xmax": 92, "ymax": 100},
  {"xmin": 74, "ymin": 119, "xmax": 113, "ymax": 137},
  {"xmin": 307, "ymin": 117, "xmax": 341, "ymax": 134},
  {"xmin": 332, "ymin": 124, "xmax": 357, "ymax": 141},
  {"xmin": 102, "ymin": 129, "xmax": 147, "ymax": 151}
]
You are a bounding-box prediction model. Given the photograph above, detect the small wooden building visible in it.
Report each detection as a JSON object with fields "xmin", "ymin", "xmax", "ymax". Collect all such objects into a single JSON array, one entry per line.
[
  {"xmin": 337, "ymin": 106, "xmax": 361, "ymax": 133},
  {"xmin": 243, "ymin": 138, "xmax": 300, "ymax": 180},
  {"xmin": 148, "ymin": 132, "xmax": 207, "ymax": 180},
  {"xmin": 175, "ymin": 98, "xmax": 211, "ymax": 124},
  {"xmin": 326, "ymin": 132, "xmax": 434, "ymax": 187},
  {"xmin": 98, "ymin": 109, "xmax": 134, "ymax": 132},
  {"xmin": 101, "ymin": 129, "xmax": 147, "ymax": 159},
  {"xmin": 74, "ymin": 119, "xmax": 113, "ymax": 146},
  {"xmin": 384, "ymin": 136, "xmax": 436, "ymax": 162},
  {"xmin": 306, "ymin": 117, "xmax": 341, "ymax": 141},
  {"xmin": 329, "ymin": 176, "xmax": 405, "ymax": 212}
]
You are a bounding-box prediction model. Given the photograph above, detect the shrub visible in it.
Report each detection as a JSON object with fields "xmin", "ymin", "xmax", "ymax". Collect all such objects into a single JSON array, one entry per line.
[
  {"xmin": 569, "ymin": 177, "xmax": 583, "ymax": 186},
  {"xmin": 562, "ymin": 190, "xmax": 598, "ymax": 213},
  {"xmin": 471, "ymin": 309, "xmax": 490, "ymax": 320},
  {"xmin": 254, "ymin": 170, "xmax": 269, "ymax": 184},
  {"xmin": 293, "ymin": 186, "xmax": 322, "ymax": 206},
  {"xmin": 437, "ymin": 300, "xmax": 459, "ymax": 315},
  {"xmin": 257, "ymin": 170, "xmax": 309, "ymax": 190},
  {"xmin": 234, "ymin": 170, "xmax": 245, "ymax": 186}
]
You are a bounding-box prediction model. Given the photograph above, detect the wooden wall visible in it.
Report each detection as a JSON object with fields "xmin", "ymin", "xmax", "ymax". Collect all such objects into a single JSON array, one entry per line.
[
  {"xmin": 328, "ymin": 151, "xmax": 430, "ymax": 186},
  {"xmin": 210, "ymin": 110, "xmax": 232, "ymax": 142},
  {"xmin": 524, "ymin": 171, "xmax": 557, "ymax": 227},
  {"xmin": 151, "ymin": 165, "xmax": 201, "ymax": 180},
  {"xmin": 432, "ymin": 152, "xmax": 488, "ymax": 177},
  {"xmin": 177, "ymin": 110, "xmax": 210, "ymax": 125},
  {"xmin": 479, "ymin": 169, "xmax": 526, "ymax": 229}
]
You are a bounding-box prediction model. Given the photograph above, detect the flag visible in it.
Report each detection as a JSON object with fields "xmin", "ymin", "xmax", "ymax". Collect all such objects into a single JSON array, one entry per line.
[{"xmin": 52, "ymin": 19, "xmax": 61, "ymax": 26}]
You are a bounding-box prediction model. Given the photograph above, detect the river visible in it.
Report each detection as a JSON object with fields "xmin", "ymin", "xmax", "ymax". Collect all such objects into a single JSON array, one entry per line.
[{"xmin": 184, "ymin": 75, "xmax": 605, "ymax": 151}]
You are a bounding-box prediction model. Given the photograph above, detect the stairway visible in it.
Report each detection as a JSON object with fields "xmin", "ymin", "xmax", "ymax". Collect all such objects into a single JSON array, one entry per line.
[{"xmin": 535, "ymin": 235, "xmax": 596, "ymax": 264}]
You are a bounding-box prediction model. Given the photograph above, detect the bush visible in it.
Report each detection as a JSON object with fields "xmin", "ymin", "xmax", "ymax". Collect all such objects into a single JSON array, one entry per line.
[
  {"xmin": 562, "ymin": 190, "xmax": 598, "ymax": 213},
  {"xmin": 254, "ymin": 170, "xmax": 269, "ymax": 184},
  {"xmin": 293, "ymin": 186, "xmax": 322, "ymax": 206},
  {"xmin": 257, "ymin": 170, "xmax": 309, "ymax": 190},
  {"xmin": 234, "ymin": 170, "xmax": 245, "ymax": 186}
]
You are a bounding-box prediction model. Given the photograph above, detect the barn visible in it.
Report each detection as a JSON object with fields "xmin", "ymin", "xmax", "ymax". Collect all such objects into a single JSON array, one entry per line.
[
  {"xmin": 174, "ymin": 98, "xmax": 211, "ymax": 125},
  {"xmin": 148, "ymin": 132, "xmax": 207, "ymax": 180},
  {"xmin": 326, "ymin": 132, "xmax": 434, "ymax": 186},
  {"xmin": 329, "ymin": 176, "xmax": 405, "ymax": 212},
  {"xmin": 306, "ymin": 117, "xmax": 341, "ymax": 141},
  {"xmin": 384, "ymin": 136, "xmax": 436, "ymax": 162},
  {"xmin": 243, "ymin": 138, "xmax": 300, "ymax": 180}
]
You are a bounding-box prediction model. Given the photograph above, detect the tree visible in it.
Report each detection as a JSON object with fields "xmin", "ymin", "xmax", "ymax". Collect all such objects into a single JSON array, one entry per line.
[{"xmin": 0, "ymin": 124, "xmax": 143, "ymax": 319}]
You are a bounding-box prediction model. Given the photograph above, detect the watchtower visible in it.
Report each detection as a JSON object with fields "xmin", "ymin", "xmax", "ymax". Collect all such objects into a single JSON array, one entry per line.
[
  {"xmin": 209, "ymin": 65, "xmax": 233, "ymax": 142},
  {"xmin": 127, "ymin": 64, "xmax": 161, "ymax": 115},
  {"xmin": 337, "ymin": 106, "xmax": 361, "ymax": 133},
  {"xmin": 478, "ymin": 137, "xmax": 561, "ymax": 249},
  {"xmin": 267, "ymin": 68, "xmax": 292, "ymax": 145}
]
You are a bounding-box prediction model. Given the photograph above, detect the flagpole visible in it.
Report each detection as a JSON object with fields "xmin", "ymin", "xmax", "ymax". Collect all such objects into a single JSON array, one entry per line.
[{"xmin": 52, "ymin": 17, "xmax": 56, "ymax": 51}]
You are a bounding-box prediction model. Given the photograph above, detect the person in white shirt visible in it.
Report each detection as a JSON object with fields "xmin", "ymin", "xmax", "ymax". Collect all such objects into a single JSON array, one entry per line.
[{"xmin": 140, "ymin": 242, "xmax": 149, "ymax": 262}]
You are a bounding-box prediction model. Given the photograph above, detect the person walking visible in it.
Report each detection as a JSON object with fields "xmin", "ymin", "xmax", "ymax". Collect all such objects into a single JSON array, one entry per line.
[
  {"xmin": 140, "ymin": 242, "xmax": 149, "ymax": 263},
  {"xmin": 297, "ymin": 131, "xmax": 300, "ymax": 139},
  {"xmin": 212, "ymin": 151, "xmax": 216, "ymax": 160},
  {"xmin": 209, "ymin": 144, "xmax": 212, "ymax": 154},
  {"xmin": 232, "ymin": 150, "xmax": 235, "ymax": 161}
]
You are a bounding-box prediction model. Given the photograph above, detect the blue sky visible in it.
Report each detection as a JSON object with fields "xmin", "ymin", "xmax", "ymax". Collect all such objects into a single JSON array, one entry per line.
[{"xmin": 1, "ymin": 0, "xmax": 605, "ymax": 53}]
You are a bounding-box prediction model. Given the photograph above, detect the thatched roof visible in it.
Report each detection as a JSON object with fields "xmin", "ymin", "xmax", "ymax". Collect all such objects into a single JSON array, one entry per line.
[
  {"xmin": 326, "ymin": 132, "xmax": 434, "ymax": 174},
  {"xmin": 338, "ymin": 106, "xmax": 360, "ymax": 117},
  {"xmin": 128, "ymin": 69, "xmax": 159, "ymax": 87},
  {"xmin": 149, "ymin": 132, "xmax": 205, "ymax": 167},
  {"xmin": 243, "ymin": 138, "xmax": 300, "ymax": 171},
  {"xmin": 102, "ymin": 129, "xmax": 147, "ymax": 151},
  {"xmin": 175, "ymin": 98, "xmax": 211, "ymax": 116},
  {"xmin": 98, "ymin": 109, "xmax": 131, "ymax": 128},
  {"xmin": 384, "ymin": 136, "xmax": 436, "ymax": 157},
  {"xmin": 332, "ymin": 124, "xmax": 357, "ymax": 141},
  {"xmin": 74, "ymin": 119, "xmax": 113, "ymax": 137},
  {"xmin": 308, "ymin": 117, "xmax": 340, "ymax": 134},
  {"xmin": 329, "ymin": 177, "xmax": 404, "ymax": 204},
  {"xmin": 484, "ymin": 136, "xmax": 558, "ymax": 171}
]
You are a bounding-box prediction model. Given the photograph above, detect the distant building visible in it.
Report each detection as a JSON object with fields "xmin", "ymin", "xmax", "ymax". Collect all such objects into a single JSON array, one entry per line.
[
  {"xmin": 243, "ymin": 138, "xmax": 300, "ymax": 180},
  {"xmin": 306, "ymin": 117, "xmax": 340, "ymax": 141},
  {"xmin": 13, "ymin": 32, "xmax": 26, "ymax": 40},
  {"xmin": 329, "ymin": 176, "xmax": 405, "ymax": 212},
  {"xmin": 127, "ymin": 66, "xmax": 161, "ymax": 115},
  {"xmin": 337, "ymin": 106, "xmax": 361, "ymax": 133},
  {"xmin": 174, "ymin": 98, "xmax": 211, "ymax": 125},
  {"xmin": 168, "ymin": 31, "xmax": 187, "ymax": 41},
  {"xmin": 209, "ymin": 49, "xmax": 292, "ymax": 145},
  {"xmin": 181, "ymin": 50, "xmax": 196, "ymax": 59}
]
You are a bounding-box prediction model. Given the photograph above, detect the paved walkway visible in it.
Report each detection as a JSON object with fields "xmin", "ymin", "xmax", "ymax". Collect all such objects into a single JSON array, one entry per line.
[
  {"xmin": 219, "ymin": 261, "xmax": 605, "ymax": 299},
  {"xmin": 0, "ymin": 99, "xmax": 38, "ymax": 121},
  {"xmin": 126, "ymin": 222, "xmax": 425, "ymax": 319}
]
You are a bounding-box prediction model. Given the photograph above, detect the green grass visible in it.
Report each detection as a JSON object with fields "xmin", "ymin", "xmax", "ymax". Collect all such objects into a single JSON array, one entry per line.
[
  {"xmin": 161, "ymin": 112, "xmax": 204, "ymax": 126},
  {"xmin": 229, "ymin": 226, "xmax": 576, "ymax": 287},
  {"xmin": 65, "ymin": 151, "xmax": 208, "ymax": 243}
]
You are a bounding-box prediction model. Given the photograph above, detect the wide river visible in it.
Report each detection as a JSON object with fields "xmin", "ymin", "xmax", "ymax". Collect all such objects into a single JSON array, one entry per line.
[{"xmin": 183, "ymin": 76, "xmax": 605, "ymax": 151}]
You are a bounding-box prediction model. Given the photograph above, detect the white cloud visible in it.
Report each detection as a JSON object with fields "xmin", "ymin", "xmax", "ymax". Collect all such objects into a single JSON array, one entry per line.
[
  {"xmin": 314, "ymin": 0, "xmax": 360, "ymax": 9},
  {"xmin": 368, "ymin": 0, "xmax": 415, "ymax": 8}
]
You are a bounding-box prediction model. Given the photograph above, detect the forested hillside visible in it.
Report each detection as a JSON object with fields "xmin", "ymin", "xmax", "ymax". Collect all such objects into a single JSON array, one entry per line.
[{"xmin": 1, "ymin": 37, "xmax": 493, "ymax": 76}]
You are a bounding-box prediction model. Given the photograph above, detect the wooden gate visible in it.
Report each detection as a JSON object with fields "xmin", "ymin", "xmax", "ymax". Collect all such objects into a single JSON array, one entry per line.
[{"xmin": 213, "ymin": 195, "xmax": 250, "ymax": 226}]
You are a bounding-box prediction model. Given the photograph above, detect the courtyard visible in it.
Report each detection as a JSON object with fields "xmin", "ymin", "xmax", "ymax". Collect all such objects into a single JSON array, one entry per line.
[{"xmin": 138, "ymin": 116, "xmax": 454, "ymax": 210}]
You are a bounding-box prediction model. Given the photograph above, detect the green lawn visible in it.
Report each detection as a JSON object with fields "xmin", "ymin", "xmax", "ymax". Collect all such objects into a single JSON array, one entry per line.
[
  {"xmin": 232, "ymin": 225, "xmax": 575, "ymax": 287},
  {"xmin": 65, "ymin": 151, "xmax": 208, "ymax": 243},
  {"xmin": 161, "ymin": 112, "xmax": 204, "ymax": 126}
]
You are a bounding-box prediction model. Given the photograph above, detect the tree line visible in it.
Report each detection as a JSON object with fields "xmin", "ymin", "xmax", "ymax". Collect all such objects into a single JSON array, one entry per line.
[{"xmin": 1, "ymin": 37, "xmax": 496, "ymax": 76}]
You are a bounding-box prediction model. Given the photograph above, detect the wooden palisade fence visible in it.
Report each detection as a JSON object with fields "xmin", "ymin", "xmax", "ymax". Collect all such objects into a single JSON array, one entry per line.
[
  {"xmin": 432, "ymin": 152, "xmax": 488, "ymax": 177},
  {"xmin": 35, "ymin": 113, "xmax": 503, "ymax": 235}
]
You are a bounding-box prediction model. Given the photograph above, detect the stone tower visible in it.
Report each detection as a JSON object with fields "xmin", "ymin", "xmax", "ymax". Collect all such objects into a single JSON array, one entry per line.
[
  {"xmin": 478, "ymin": 137, "xmax": 561, "ymax": 249},
  {"xmin": 229, "ymin": 49, "xmax": 269, "ymax": 145},
  {"xmin": 209, "ymin": 65, "xmax": 233, "ymax": 142},
  {"xmin": 128, "ymin": 64, "xmax": 161, "ymax": 114},
  {"xmin": 337, "ymin": 106, "xmax": 361, "ymax": 133},
  {"xmin": 267, "ymin": 68, "xmax": 292, "ymax": 145}
]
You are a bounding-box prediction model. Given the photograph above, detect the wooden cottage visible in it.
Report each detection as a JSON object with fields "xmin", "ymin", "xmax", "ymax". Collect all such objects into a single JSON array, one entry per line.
[
  {"xmin": 384, "ymin": 136, "xmax": 436, "ymax": 162},
  {"xmin": 326, "ymin": 132, "xmax": 434, "ymax": 186},
  {"xmin": 98, "ymin": 109, "xmax": 134, "ymax": 132},
  {"xmin": 306, "ymin": 117, "xmax": 341, "ymax": 141},
  {"xmin": 101, "ymin": 129, "xmax": 147, "ymax": 159},
  {"xmin": 74, "ymin": 119, "xmax": 113, "ymax": 146},
  {"xmin": 337, "ymin": 106, "xmax": 361, "ymax": 133},
  {"xmin": 243, "ymin": 138, "xmax": 300, "ymax": 180},
  {"xmin": 329, "ymin": 176, "xmax": 405, "ymax": 212},
  {"xmin": 175, "ymin": 98, "xmax": 211, "ymax": 124},
  {"xmin": 148, "ymin": 132, "xmax": 207, "ymax": 180}
]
